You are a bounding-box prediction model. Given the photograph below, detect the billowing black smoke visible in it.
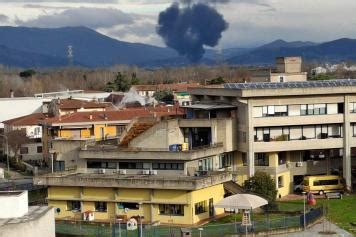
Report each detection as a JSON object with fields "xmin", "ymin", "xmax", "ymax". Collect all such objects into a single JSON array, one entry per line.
[{"xmin": 157, "ymin": 2, "xmax": 229, "ymax": 62}]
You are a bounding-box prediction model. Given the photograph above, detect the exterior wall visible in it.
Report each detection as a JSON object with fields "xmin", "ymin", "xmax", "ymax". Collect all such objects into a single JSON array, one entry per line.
[
  {"xmin": 47, "ymin": 184, "xmax": 225, "ymax": 225},
  {"xmin": 20, "ymin": 142, "xmax": 43, "ymax": 161},
  {"xmin": 270, "ymin": 73, "xmax": 307, "ymax": 82},
  {"xmin": 52, "ymin": 140, "xmax": 89, "ymax": 169},
  {"xmin": 94, "ymin": 125, "xmax": 117, "ymax": 140},
  {"xmin": 276, "ymin": 171, "xmax": 291, "ymax": 197},
  {"xmin": 0, "ymin": 191, "xmax": 28, "ymax": 218},
  {"xmin": 0, "ymin": 207, "xmax": 55, "ymax": 237}
]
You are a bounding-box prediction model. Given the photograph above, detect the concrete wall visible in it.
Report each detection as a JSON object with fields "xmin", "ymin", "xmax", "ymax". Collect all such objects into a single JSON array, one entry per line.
[
  {"xmin": 0, "ymin": 191, "xmax": 28, "ymax": 218},
  {"xmin": 53, "ymin": 140, "xmax": 88, "ymax": 169},
  {"xmin": 21, "ymin": 142, "xmax": 43, "ymax": 161},
  {"xmin": 0, "ymin": 207, "xmax": 55, "ymax": 237}
]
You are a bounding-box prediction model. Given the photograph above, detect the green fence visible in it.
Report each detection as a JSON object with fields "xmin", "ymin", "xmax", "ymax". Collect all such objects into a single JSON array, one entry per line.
[{"xmin": 56, "ymin": 211, "xmax": 319, "ymax": 237}]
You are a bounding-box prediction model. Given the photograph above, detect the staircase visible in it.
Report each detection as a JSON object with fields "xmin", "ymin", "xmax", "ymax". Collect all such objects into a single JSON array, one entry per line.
[
  {"xmin": 119, "ymin": 117, "xmax": 157, "ymax": 146},
  {"xmin": 223, "ymin": 181, "xmax": 245, "ymax": 195}
]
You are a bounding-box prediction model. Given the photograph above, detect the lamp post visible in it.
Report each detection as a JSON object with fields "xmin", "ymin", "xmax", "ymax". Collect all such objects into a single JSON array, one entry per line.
[
  {"xmin": 198, "ymin": 227, "xmax": 203, "ymax": 237},
  {"xmin": 117, "ymin": 218, "xmax": 122, "ymax": 237},
  {"xmin": 0, "ymin": 134, "xmax": 9, "ymax": 173},
  {"xmin": 302, "ymin": 191, "xmax": 306, "ymax": 230}
]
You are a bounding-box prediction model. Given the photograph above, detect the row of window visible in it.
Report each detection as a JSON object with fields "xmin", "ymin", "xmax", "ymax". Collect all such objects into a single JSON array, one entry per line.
[
  {"xmin": 20, "ymin": 146, "xmax": 42, "ymax": 154},
  {"xmin": 87, "ymin": 161, "xmax": 185, "ymax": 170},
  {"xmin": 66, "ymin": 201, "xmax": 208, "ymax": 216},
  {"xmin": 253, "ymin": 103, "xmax": 344, "ymax": 118}
]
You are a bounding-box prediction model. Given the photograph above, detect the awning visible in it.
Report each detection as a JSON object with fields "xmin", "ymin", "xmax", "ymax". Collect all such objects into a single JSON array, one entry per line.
[
  {"xmin": 215, "ymin": 194, "xmax": 268, "ymax": 210},
  {"xmin": 183, "ymin": 104, "xmax": 236, "ymax": 110}
]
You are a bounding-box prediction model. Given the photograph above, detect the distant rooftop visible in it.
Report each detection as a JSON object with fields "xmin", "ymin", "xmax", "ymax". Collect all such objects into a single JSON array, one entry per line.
[
  {"xmin": 0, "ymin": 206, "xmax": 52, "ymax": 227},
  {"xmin": 224, "ymin": 79, "xmax": 356, "ymax": 90}
]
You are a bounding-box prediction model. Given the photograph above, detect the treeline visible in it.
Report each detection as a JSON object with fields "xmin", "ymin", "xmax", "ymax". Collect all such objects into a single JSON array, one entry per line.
[{"xmin": 0, "ymin": 64, "xmax": 251, "ymax": 97}]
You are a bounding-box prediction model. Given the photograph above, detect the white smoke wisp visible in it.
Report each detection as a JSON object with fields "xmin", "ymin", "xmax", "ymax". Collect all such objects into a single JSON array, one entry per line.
[{"xmin": 118, "ymin": 88, "xmax": 146, "ymax": 108}]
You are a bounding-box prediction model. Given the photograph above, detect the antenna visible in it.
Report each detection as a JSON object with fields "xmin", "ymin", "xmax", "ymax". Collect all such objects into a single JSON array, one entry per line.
[{"xmin": 67, "ymin": 45, "xmax": 73, "ymax": 66}]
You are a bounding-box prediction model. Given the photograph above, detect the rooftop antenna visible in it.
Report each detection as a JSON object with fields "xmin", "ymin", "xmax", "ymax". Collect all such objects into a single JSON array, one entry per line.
[{"xmin": 67, "ymin": 45, "xmax": 73, "ymax": 66}]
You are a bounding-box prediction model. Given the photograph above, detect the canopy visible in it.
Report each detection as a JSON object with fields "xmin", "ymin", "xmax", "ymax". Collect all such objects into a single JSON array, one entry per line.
[{"xmin": 215, "ymin": 194, "xmax": 268, "ymax": 210}]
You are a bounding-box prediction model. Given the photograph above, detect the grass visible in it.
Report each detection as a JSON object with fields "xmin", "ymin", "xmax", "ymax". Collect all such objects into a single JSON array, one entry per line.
[{"xmin": 278, "ymin": 195, "xmax": 356, "ymax": 235}]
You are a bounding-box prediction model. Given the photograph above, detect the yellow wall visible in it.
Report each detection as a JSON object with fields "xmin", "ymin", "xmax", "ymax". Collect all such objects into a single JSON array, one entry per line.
[
  {"xmin": 59, "ymin": 130, "xmax": 73, "ymax": 138},
  {"xmin": 94, "ymin": 125, "xmax": 117, "ymax": 140},
  {"xmin": 268, "ymin": 152, "xmax": 279, "ymax": 167},
  {"xmin": 47, "ymin": 184, "xmax": 226, "ymax": 225},
  {"xmin": 81, "ymin": 129, "xmax": 91, "ymax": 138}
]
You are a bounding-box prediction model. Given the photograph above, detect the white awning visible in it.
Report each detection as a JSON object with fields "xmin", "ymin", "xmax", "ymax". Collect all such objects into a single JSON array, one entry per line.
[{"xmin": 215, "ymin": 194, "xmax": 268, "ymax": 210}]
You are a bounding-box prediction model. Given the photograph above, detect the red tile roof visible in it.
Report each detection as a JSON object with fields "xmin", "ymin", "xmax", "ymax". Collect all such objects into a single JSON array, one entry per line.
[
  {"xmin": 57, "ymin": 99, "xmax": 112, "ymax": 110},
  {"xmin": 45, "ymin": 105, "xmax": 184, "ymax": 125},
  {"xmin": 2, "ymin": 113, "xmax": 48, "ymax": 126},
  {"xmin": 132, "ymin": 83, "xmax": 200, "ymax": 93}
]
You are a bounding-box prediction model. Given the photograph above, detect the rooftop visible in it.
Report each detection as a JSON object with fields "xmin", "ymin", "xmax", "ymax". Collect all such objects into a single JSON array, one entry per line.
[
  {"xmin": 2, "ymin": 113, "xmax": 47, "ymax": 126},
  {"xmin": 224, "ymin": 79, "xmax": 356, "ymax": 90},
  {"xmin": 0, "ymin": 206, "xmax": 52, "ymax": 227},
  {"xmin": 133, "ymin": 83, "xmax": 200, "ymax": 92},
  {"xmin": 57, "ymin": 99, "xmax": 113, "ymax": 110},
  {"xmin": 34, "ymin": 171, "xmax": 232, "ymax": 190}
]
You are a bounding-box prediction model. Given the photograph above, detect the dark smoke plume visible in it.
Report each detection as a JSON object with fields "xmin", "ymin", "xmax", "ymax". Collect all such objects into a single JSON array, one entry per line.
[{"xmin": 157, "ymin": 2, "xmax": 228, "ymax": 62}]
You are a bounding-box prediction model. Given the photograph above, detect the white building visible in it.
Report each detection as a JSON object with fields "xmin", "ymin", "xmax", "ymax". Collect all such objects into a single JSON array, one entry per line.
[{"xmin": 0, "ymin": 190, "xmax": 55, "ymax": 237}]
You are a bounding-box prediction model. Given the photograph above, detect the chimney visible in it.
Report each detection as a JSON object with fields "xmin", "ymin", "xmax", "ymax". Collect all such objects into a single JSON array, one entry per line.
[
  {"xmin": 10, "ymin": 89, "xmax": 14, "ymax": 98},
  {"xmin": 89, "ymin": 115, "xmax": 93, "ymax": 120}
]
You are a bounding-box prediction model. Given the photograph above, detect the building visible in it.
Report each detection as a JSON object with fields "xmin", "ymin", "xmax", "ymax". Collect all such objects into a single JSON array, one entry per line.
[
  {"xmin": 0, "ymin": 190, "xmax": 55, "ymax": 237},
  {"xmin": 190, "ymin": 79, "xmax": 356, "ymax": 195},
  {"xmin": 34, "ymin": 90, "xmax": 110, "ymax": 102},
  {"xmin": 132, "ymin": 83, "xmax": 200, "ymax": 106},
  {"xmin": 34, "ymin": 103, "xmax": 239, "ymax": 225},
  {"xmin": 250, "ymin": 57, "xmax": 307, "ymax": 83},
  {"xmin": 42, "ymin": 106, "xmax": 184, "ymax": 170},
  {"xmin": 3, "ymin": 113, "xmax": 47, "ymax": 161}
]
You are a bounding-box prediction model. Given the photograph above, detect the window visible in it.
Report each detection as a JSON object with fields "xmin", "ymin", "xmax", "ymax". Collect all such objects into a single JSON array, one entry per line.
[
  {"xmin": 87, "ymin": 161, "xmax": 116, "ymax": 169},
  {"xmin": 195, "ymin": 201, "xmax": 207, "ymax": 215},
  {"xmin": 350, "ymin": 102, "xmax": 356, "ymax": 113},
  {"xmin": 116, "ymin": 126, "xmax": 126, "ymax": 136},
  {"xmin": 301, "ymin": 104, "xmax": 327, "ymax": 115},
  {"xmin": 119, "ymin": 202, "xmax": 139, "ymax": 210},
  {"xmin": 20, "ymin": 147, "xmax": 28, "ymax": 154},
  {"xmin": 260, "ymin": 105, "xmax": 288, "ymax": 117},
  {"xmin": 37, "ymin": 146, "xmax": 42, "ymax": 153},
  {"xmin": 278, "ymin": 176, "xmax": 284, "ymax": 188},
  {"xmin": 119, "ymin": 162, "xmax": 143, "ymax": 169},
  {"xmin": 198, "ymin": 158, "xmax": 213, "ymax": 171},
  {"xmin": 159, "ymin": 204, "xmax": 184, "ymax": 216},
  {"xmin": 242, "ymin": 153, "xmax": 247, "ymax": 166},
  {"xmin": 279, "ymin": 76, "xmax": 285, "ymax": 82},
  {"xmin": 95, "ymin": 202, "xmax": 107, "ymax": 212},
  {"xmin": 313, "ymin": 179, "xmax": 339, "ymax": 186},
  {"xmin": 254, "ymin": 153, "xmax": 269, "ymax": 166},
  {"xmin": 67, "ymin": 201, "xmax": 81, "ymax": 211},
  {"xmin": 152, "ymin": 163, "xmax": 184, "ymax": 170},
  {"xmin": 219, "ymin": 152, "xmax": 233, "ymax": 168}
]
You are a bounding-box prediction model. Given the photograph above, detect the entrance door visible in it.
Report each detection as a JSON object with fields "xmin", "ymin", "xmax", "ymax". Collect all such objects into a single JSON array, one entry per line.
[{"xmin": 209, "ymin": 198, "xmax": 214, "ymax": 217}]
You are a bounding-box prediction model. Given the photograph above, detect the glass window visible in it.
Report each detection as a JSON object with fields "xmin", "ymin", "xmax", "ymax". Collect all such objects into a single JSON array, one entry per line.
[
  {"xmin": 37, "ymin": 146, "xmax": 43, "ymax": 153},
  {"xmin": 301, "ymin": 105, "xmax": 307, "ymax": 115},
  {"xmin": 67, "ymin": 201, "xmax": 81, "ymax": 211},
  {"xmin": 254, "ymin": 153, "xmax": 269, "ymax": 166},
  {"xmin": 95, "ymin": 202, "xmax": 107, "ymax": 212},
  {"xmin": 195, "ymin": 201, "xmax": 207, "ymax": 215},
  {"xmin": 159, "ymin": 204, "xmax": 184, "ymax": 216},
  {"xmin": 119, "ymin": 202, "xmax": 139, "ymax": 210}
]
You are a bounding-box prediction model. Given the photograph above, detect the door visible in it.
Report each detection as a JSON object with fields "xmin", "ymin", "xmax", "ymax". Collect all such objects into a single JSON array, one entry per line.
[{"xmin": 209, "ymin": 198, "xmax": 214, "ymax": 217}]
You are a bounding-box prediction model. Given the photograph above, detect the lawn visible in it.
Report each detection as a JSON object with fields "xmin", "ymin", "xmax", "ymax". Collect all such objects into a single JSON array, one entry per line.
[{"xmin": 278, "ymin": 195, "xmax": 356, "ymax": 235}]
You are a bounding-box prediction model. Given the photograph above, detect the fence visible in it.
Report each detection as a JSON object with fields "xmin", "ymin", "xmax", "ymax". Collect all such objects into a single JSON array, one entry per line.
[{"xmin": 56, "ymin": 208, "xmax": 323, "ymax": 237}]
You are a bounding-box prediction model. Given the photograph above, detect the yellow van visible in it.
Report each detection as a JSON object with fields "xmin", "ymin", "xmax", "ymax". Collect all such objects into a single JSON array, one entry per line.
[{"xmin": 303, "ymin": 175, "xmax": 344, "ymax": 195}]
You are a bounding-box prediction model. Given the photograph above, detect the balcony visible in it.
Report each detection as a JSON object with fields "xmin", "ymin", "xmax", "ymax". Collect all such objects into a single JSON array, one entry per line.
[
  {"xmin": 33, "ymin": 171, "xmax": 232, "ymax": 191},
  {"xmin": 254, "ymin": 138, "xmax": 343, "ymax": 152},
  {"xmin": 79, "ymin": 143, "xmax": 224, "ymax": 161}
]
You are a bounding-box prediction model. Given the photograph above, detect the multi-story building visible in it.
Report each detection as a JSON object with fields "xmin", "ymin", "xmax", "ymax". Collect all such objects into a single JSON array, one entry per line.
[
  {"xmin": 34, "ymin": 104, "xmax": 238, "ymax": 225},
  {"xmin": 190, "ymin": 79, "xmax": 356, "ymax": 195}
]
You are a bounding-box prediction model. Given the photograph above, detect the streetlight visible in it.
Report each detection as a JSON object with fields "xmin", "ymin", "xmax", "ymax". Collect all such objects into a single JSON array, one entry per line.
[
  {"xmin": 198, "ymin": 227, "xmax": 203, "ymax": 237},
  {"xmin": 0, "ymin": 134, "xmax": 9, "ymax": 173},
  {"xmin": 138, "ymin": 202, "xmax": 143, "ymax": 237},
  {"xmin": 117, "ymin": 218, "xmax": 123, "ymax": 237},
  {"xmin": 302, "ymin": 191, "xmax": 306, "ymax": 230}
]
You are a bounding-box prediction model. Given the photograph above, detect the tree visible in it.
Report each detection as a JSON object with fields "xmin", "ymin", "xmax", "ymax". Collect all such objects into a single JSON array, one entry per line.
[
  {"xmin": 19, "ymin": 69, "xmax": 36, "ymax": 78},
  {"xmin": 153, "ymin": 90, "xmax": 174, "ymax": 104},
  {"xmin": 208, "ymin": 76, "xmax": 225, "ymax": 85},
  {"xmin": 6, "ymin": 129, "xmax": 30, "ymax": 162},
  {"xmin": 105, "ymin": 72, "xmax": 131, "ymax": 92},
  {"xmin": 131, "ymin": 72, "xmax": 140, "ymax": 85},
  {"xmin": 243, "ymin": 171, "xmax": 278, "ymax": 209}
]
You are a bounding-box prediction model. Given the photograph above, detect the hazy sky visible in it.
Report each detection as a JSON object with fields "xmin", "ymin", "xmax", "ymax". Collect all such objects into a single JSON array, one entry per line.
[{"xmin": 0, "ymin": 0, "xmax": 355, "ymax": 48}]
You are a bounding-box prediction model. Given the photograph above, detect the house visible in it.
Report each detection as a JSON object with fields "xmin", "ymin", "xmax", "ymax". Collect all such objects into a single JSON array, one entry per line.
[{"xmin": 3, "ymin": 113, "xmax": 48, "ymax": 161}]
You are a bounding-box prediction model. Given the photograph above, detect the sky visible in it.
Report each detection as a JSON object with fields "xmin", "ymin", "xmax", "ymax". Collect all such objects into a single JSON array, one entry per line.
[{"xmin": 0, "ymin": 0, "xmax": 355, "ymax": 49}]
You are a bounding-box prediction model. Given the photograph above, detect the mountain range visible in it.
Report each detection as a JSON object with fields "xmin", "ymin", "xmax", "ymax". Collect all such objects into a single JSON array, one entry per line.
[{"xmin": 0, "ymin": 26, "xmax": 356, "ymax": 68}]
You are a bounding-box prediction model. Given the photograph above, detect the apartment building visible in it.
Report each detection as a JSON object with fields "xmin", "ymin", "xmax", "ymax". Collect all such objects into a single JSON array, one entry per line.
[
  {"xmin": 190, "ymin": 79, "xmax": 356, "ymax": 196},
  {"xmin": 34, "ymin": 104, "xmax": 238, "ymax": 225}
]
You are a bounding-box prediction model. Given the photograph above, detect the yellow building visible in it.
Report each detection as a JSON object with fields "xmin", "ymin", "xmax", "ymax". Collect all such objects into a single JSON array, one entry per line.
[{"xmin": 35, "ymin": 172, "xmax": 230, "ymax": 225}]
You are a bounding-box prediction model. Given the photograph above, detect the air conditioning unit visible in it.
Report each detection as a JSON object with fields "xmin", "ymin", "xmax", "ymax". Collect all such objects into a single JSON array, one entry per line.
[
  {"xmin": 98, "ymin": 169, "xmax": 106, "ymax": 174},
  {"xmin": 119, "ymin": 169, "xmax": 127, "ymax": 175},
  {"xmin": 296, "ymin": 162, "xmax": 303, "ymax": 167},
  {"xmin": 142, "ymin": 170, "xmax": 150, "ymax": 175},
  {"xmin": 150, "ymin": 170, "xmax": 158, "ymax": 175}
]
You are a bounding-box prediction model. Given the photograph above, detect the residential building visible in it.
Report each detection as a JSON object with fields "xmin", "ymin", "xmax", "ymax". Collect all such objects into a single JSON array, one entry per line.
[
  {"xmin": 190, "ymin": 79, "xmax": 356, "ymax": 195},
  {"xmin": 34, "ymin": 103, "xmax": 238, "ymax": 225},
  {"xmin": 132, "ymin": 83, "xmax": 200, "ymax": 106},
  {"xmin": 3, "ymin": 113, "xmax": 47, "ymax": 161},
  {"xmin": 250, "ymin": 57, "xmax": 307, "ymax": 83},
  {"xmin": 34, "ymin": 90, "xmax": 110, "ymax": 102},
  {"xmin": 0, "ymin": 190, "xmax": 55, "ymax": 237}
]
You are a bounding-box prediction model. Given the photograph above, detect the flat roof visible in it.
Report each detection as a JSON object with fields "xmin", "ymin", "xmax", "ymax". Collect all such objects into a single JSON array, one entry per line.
[
  {"xmin": 0, "ymin": 206, "xmax": 52, "ymax": 227},
  {"xmin": 183, "ymin": 103, "xmax": 236, "ymax": 110},
  {"xmin": 224, "ymin": 79, "xmax": 356, "ymax": 90}
]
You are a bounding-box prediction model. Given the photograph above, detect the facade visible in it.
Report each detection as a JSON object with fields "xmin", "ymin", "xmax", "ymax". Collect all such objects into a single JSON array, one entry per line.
[
  {"xmin": 250, "ymin": 57, "xmax": 307, "ymax": 83},
  {"xmin": 190, "ymin": 79, "xmax": 356, "ymax": 195},
  {"xmin": 0, "ymin": 190, "xmax": 55, "ymax": 237},
  {"xmin": 34, "ymin": 104, "xmax": 238, "ymax": 225},
  {"xmin": 3, "ymin": 113, "xmax": 47, "ymax": 161}
]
